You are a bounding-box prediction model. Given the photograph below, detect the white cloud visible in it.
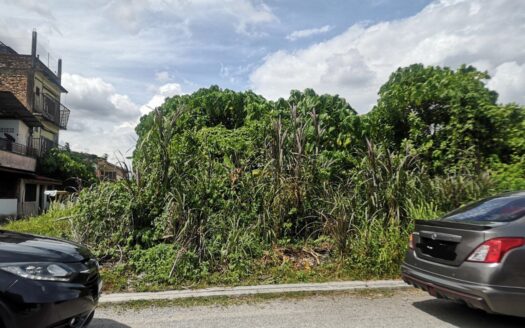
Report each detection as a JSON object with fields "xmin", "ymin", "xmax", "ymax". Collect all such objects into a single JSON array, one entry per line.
[
  {"xmin": 4, "ymin": 0, "xmax": 55, "ymax": 20},
  {"xmin": 60, "ymin": 74, "xmax": 183, "ymax": 160},
  {"xmin": 105, "ymin": 0, "xmax": 276, "ymax": 35},
  {"xmin": 58, "ymin": 74, "xmax": 141, "ymax": 160},
  {"xmin": 139, "ymin": 83, "xmax": 183, "ymax": 115},
  {"xmin": 61, "ymin": 119, "xmax": 137, "ymax": 161},
  {"xmin": 155, "ymin": 71, "xmax": 171, "ymax": 83},
  {"xmin": 488, "ymin": 62, "xmax": 525, "ymax": 105},
  {"xmin": 61, "ymin": 73, "xmax": 140, "ymax": 121},
  {"xmin": 220, "ymin": 63, "xmax": 255, "ymax": 84},
  {"xmin": 228, "ymin": 1, "xmax": 276, "ymax": 35},
  {"xmin": 286, "ymin": 25, "xmax": 333, "ymax": 41},
  {"xmin": 251, "ymin": 0, "xmax": 525, "ymax": 112},
  {"xmin": 0, "ymin": 0, "xmax": 277, "ymax": 82}
]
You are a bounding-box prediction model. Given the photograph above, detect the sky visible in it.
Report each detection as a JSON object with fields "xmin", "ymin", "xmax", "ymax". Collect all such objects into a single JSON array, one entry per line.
[{"xmin": 0, "ymin": 0, "xmax": 524, "ymax": 161}]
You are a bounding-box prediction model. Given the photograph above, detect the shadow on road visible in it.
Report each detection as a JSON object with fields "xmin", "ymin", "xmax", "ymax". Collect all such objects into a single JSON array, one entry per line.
[
  {"xmin": 90, "ymin": 318, "xmax": 131, "ymax": 328},
  {"xmin": 413, "ymin": 299, "xmax": 525, "ymax": 328}
]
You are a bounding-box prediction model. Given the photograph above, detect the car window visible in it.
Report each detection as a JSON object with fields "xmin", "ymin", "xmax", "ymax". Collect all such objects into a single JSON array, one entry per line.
[{"xmin": 442, "ymin": 193, "xmax": 525, "ymax": 223}]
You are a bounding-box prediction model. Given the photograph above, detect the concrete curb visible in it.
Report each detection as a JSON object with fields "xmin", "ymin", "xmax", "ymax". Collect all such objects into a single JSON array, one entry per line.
[{"xmin": 99, "ymin": 280, "xmax": 407, "ymax": 304}]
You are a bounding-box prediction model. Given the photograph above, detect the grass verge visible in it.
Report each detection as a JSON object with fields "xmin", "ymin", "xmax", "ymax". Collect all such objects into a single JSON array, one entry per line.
[
  {"xmin": 99, "ymin": 287, "xmax": 418, "ymax": 311},
  {"xmin": 1, "ymin": 205, "xmax": 73, "ymax": 239}
]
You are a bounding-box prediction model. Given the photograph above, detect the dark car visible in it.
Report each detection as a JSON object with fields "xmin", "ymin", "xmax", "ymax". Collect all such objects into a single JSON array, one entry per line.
[
  {"xmin": 0, "ymin": 230, "xmax": 101, "ymax": 328},
  {"xmin": 402, "ymin": 191, "xmax": 525, "ymax": 317}
]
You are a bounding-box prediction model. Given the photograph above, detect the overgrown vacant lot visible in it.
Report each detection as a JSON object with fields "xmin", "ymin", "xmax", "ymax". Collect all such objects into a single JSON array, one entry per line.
[{"xmin": 3, "ymin": 64, "xmax": 525, "ymax": 292}]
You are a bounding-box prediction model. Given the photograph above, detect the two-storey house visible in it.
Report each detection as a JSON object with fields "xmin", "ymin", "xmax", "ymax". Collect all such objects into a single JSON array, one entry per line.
[{"xmin": 0, "ymin": 31, "xmax": 70, "ymax": 219}]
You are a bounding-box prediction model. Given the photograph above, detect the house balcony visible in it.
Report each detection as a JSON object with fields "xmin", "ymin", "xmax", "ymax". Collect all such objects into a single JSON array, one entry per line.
[
  {"xmin": 33, "ymin": 93, "xmax": 70, "ymax": 129},
  {"xmin": 0, "ymin": 138, "xmax": 37, "ymax": 172},
  {"xmin": 0, "ymin": 138, "xmax": 37, "ymax": 157},
  {"xmin": 31, "ymin": 137, "xmax": 58, "ymax": 156}
]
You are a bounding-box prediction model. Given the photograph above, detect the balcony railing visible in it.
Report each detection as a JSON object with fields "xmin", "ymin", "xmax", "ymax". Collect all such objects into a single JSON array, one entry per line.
[
  {"xmin": 60, "ymin": 103, "xmax": 70, "ymax": 130},
  {"xmin": 0, "ymin": 138, "xmax": 37, "ymax": 157},
  {"xmin": 33, "ymin": 93, "xmax": 70, "ymax": 129},
  {"xmin": 31, "ymin": 137, "xmax": 57, "ymax": 156},
  {"xmin": 0, "ymin": 136, "xmax": 60, "ymax": 159}
]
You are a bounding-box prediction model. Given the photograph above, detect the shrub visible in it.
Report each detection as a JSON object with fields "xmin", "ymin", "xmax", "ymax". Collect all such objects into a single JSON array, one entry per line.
[
  {"xmin": 490, "ymin": 156, "xmax": 525, "ymax": 192},
  {"xmin": 72, "ymin": 182, "xmax": 134, "ymax": 258}
]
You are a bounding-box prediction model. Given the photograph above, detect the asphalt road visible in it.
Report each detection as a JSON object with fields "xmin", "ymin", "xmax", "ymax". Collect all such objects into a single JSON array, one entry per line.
[{"xmin": 91, "ymin": 289, "xmax": 525, "ymax": 328}]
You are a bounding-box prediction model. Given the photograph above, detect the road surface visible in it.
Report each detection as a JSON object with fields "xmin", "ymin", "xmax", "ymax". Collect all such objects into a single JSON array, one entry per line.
[{"xmin": 92, "ymin": 289, "xmax": 525, "ymax": 327}]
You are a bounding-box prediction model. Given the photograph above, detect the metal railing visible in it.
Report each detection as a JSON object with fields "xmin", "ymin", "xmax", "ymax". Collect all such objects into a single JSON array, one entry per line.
[
  {"xmin": 0, "ymin": 137, "xmax": 59, "ymax": 158},
  {"xmin": 33, "ymin": 93, "xmax": 70, "ymax": 129},
  {"xmin": 59, "ymin": 103, "xmax": 70, "ymax": 130},
  {"xmin": 0, "ymin": 138, "xmax": 37, "ymax": 157},
  {"xmin": 31, "ymin": 137, "xmax": 57, "ymax": 156}
]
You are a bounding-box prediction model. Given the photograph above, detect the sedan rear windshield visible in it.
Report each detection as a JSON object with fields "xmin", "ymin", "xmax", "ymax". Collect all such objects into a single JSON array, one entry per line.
[{"xmin": 442, "ymin": 192, "xmax": 525, "ymax": 223}]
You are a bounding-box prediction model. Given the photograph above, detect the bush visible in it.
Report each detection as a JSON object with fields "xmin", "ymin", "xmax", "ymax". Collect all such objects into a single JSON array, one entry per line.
[
  {"xmin": 72, "ymin": 181, "xmax": 134, "ymax": 257},
  {"xmin": 490, "ymin": 156, "xmax": 525, "ymax": 192},
  {"xmin": 38, "ymin": 148, "xmax": 97, "ymax": 189},
  {"xmin": 129, "ymin": 244, "xmax": 177, "ymax": 288}
]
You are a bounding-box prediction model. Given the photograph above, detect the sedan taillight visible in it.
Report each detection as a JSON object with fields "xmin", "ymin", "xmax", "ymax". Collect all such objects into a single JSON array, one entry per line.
[
  {"xmin": 467, "ymin": 237, "xmax": 525, "ymax": 263},
  {"xmin": 409, "ymin": 233, "xmax": 415, "ymax": 250}
]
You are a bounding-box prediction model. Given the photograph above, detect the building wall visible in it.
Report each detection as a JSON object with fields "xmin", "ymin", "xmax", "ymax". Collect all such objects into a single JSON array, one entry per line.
[
  {"xmin": 96, "ymin": 160, "xmax": 128, "ymax": 181},
  {"xmin": 0, "ymin": 54, "xmax": 31, "ymax": 108},
  {"xmin": 0, "ymin": 149, "xmax": 36, "ymax": 171},
  {"xmin": 0, "ymin": 199, "xmax": 17, "ymax": 218},
  {"xmin": 0, "ymin": 172, "xmax": 55, "ymax": 219},
  {"xmin": 18, "ymin": 179, "xmax": 40, "ymax": 218},
  {"xmin": 0, "ymin": 54, "xmax": 32, "ymax": 70},
  {"xmin": 35, "ymin": 72, "xmax": 62, "ymax": 142},
  {"xmin": 0, "ymin": 72, "xmax": 29, "ymax": 107},
  {"xmin": 33, "ymin": 126, "xmax": 58, "ymax": 142},
  {"xmin": 1, "ymin": 55, "xmax": 62, "ymax": 144},
  {"xmin": 0, "ymin": 172, "xmax": 19, "ymax": 219},
  {"xmin": 35, "ymin": 71, "xmax": 61, "ymax": 99},
  {"xmin": 0, "ymin": 119, "xmax": 30, "ymax": 144}
]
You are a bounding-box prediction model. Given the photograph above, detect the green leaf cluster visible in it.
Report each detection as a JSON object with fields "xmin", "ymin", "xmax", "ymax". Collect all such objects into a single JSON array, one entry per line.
[{"xmin": 37, "ymin": 147, "xmax": 97, "ymax": 189}]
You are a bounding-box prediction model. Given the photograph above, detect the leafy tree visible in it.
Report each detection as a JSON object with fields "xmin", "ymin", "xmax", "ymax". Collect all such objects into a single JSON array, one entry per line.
[
  {"xmin": 136, "ymin": 85, "xmax": 270, "ymax": 137},
  {"xmin": 369, "ymin": 64, "xmax": 505, "ymax": 173},
  {"xmin": 38, "ymin": 148, "xmax": 97, "ymax": 189}
]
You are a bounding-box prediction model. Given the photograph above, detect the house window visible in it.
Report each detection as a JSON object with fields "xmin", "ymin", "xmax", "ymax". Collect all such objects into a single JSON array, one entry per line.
[
  {"xmin": 0, "ymin": 175, "xmax": 17, "ymax": 198},
  {"xmin": 102, "ymin": 171, "xmax": 117, "ymax": 181},
  {"xmin": 0, "ymin": 128, "xmax": 15, "ymax": 134},
  {"xmin": 35, "ymin": 87, "xmax": 40, "ymax": 96},
  {"xmin": 25, "ymin": 184, "xmax": 37, "ymax": 202}
]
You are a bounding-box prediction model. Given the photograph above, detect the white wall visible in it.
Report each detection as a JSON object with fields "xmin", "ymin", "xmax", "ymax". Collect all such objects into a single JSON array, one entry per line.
[
  {"xmin": 0, "ymin": 199, "xmax": 18, "ymax": 218},
  {"xmin": 33, "ymin": 72, "xmax": 61, "ymax": 143},
  {"xmin": 0, "ymin": 119, "xmax": 30, "ymax": 145}
]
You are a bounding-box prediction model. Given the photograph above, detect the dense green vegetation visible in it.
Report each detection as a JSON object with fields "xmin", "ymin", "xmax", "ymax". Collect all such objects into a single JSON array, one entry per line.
[
  {"xmin": 37, "ymin": 146, "xmax": 98, "ymax": 189},
  {"xmin": 4, "ymin": 64, "xmax": 524, "ymax": 292}
]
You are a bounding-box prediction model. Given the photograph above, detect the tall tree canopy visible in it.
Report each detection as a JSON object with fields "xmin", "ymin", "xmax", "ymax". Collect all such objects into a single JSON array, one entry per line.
[{"xmin": 368, "ymin": 64, "xmax": 522, "ymax": 173}]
